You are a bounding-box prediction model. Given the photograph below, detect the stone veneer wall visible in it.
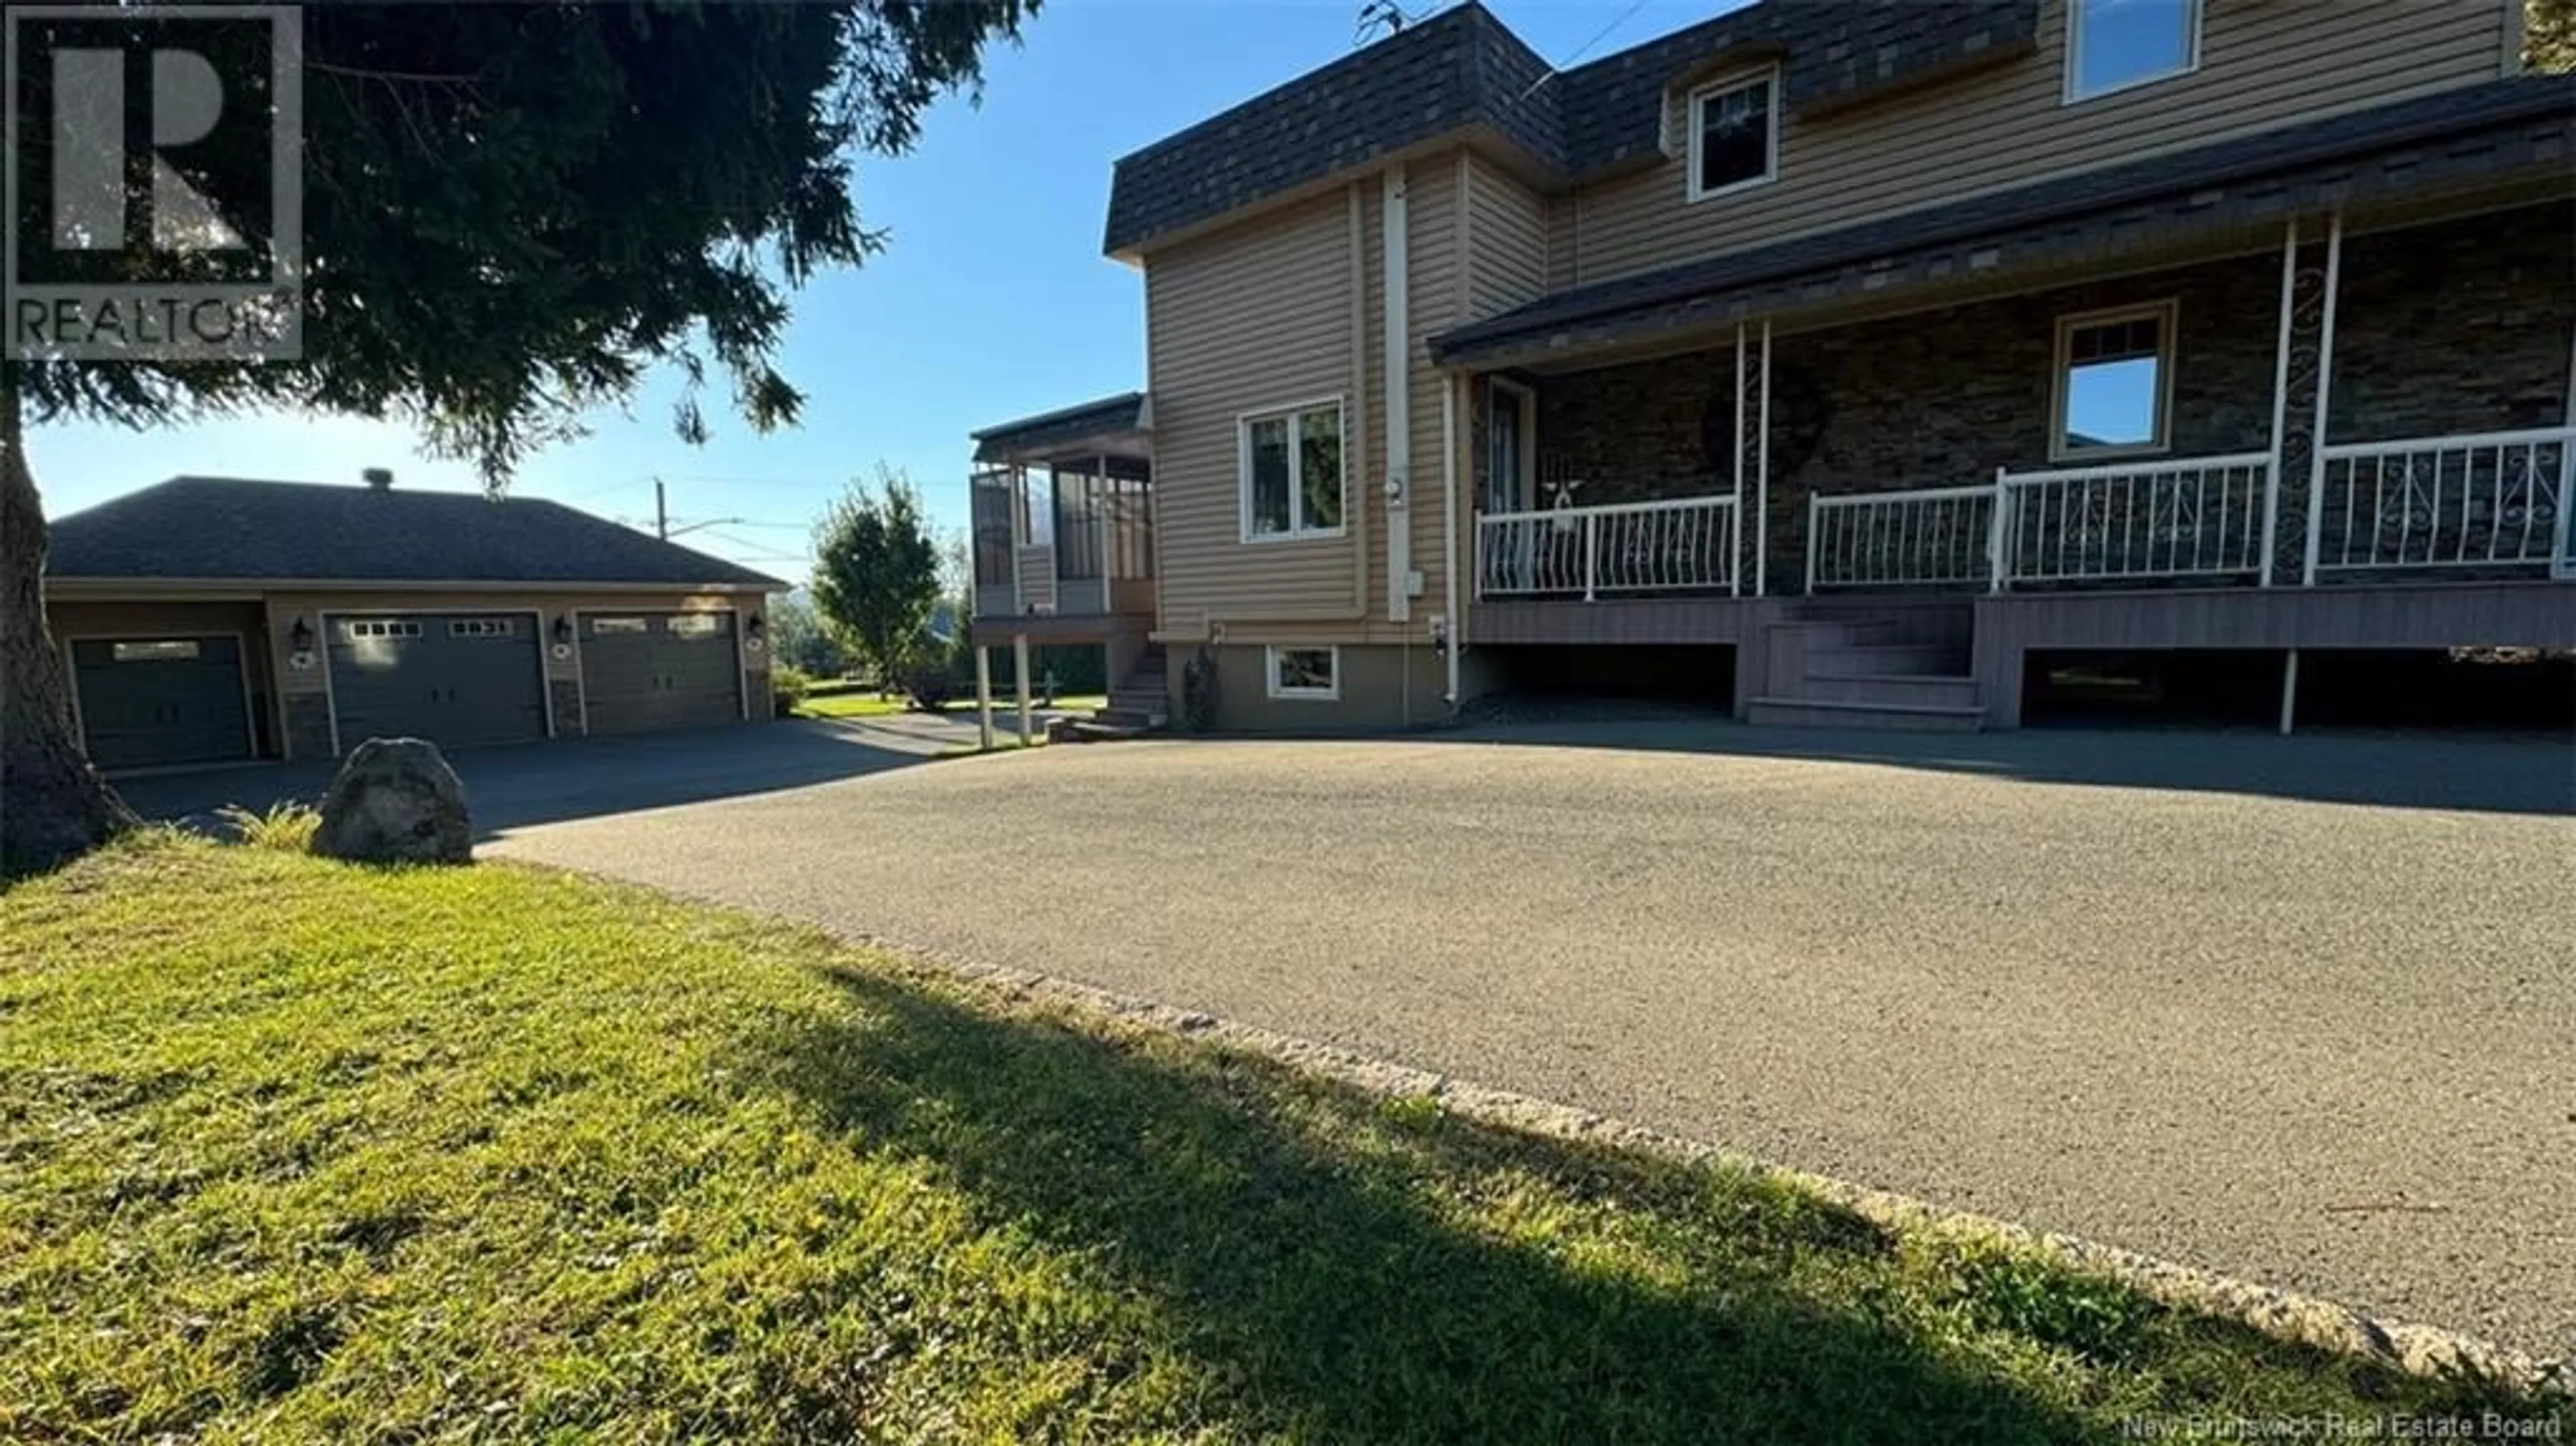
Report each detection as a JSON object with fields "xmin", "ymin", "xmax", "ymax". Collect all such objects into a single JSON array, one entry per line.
[
  {"xmin": 548, "ymin": 678, "xmax": 586, "ymax": 736},
  {"xmin": 1517, "ymin": 205, "xmax": 2575, "ymax": 592},
  {"xmin": 282, "ymin": 692, "xmax": 334, "ymax": 760},
  {"xmin": 2330, "ymin": 201, "xmax": 2575, "ymax": 440}
]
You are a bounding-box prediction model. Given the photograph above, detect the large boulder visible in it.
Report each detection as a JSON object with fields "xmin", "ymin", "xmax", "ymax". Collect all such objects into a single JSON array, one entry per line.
[{"xmin": 311, "ymin": 738, "xmax": 473, "ymax": 864}]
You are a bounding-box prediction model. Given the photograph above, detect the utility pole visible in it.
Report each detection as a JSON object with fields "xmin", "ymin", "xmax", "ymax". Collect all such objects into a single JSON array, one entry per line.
[{"xmin": 655, "ymin": 478, "xmax": 668, "ymax": 541}]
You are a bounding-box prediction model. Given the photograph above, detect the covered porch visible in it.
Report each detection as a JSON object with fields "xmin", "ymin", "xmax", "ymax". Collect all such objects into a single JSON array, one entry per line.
[
  {"xmin": 965, "ymin": 392, "xmax": 1165, "ymax": 743},
  {"xmin": 1432, "ymin": 93, "xmax": 2576, "ymax": 728}
]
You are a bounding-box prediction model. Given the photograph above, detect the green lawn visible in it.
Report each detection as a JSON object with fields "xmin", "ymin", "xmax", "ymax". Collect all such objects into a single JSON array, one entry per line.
[
  {"xmin": 2, "ymin": 842, "xmax": 2559, "ymax": 1443},
  {"xmin": 796, "ymin": 693, "xmax": 1105, "ymax": 722},
  {"xmin": 795, "ymin": 691, "xmax": 911, "ymax": 719}
]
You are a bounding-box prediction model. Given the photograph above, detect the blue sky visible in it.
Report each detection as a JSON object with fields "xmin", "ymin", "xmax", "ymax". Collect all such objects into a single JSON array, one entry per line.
[{"xmin": 30, "ymin": 0, "xmax": 1729, "ymax": 584}]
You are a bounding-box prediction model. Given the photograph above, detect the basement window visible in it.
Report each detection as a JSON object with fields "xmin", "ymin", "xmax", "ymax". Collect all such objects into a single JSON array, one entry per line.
[
  {"xmin": 1240, "ymin": 399, "xmax": 1346, "ymax": 541},
  {"xmin": 1686, "ymin": 66, "xmax": 1778, "ymax": 203},
  {"xmin": 2066, "ymin": 0, "xmax": 2200, "ymax": 102},
  {"xmin": 111, "ymin": 639, "xmax": 201, "ymax": 663},
  {"xmin": 2053, "ymin": 301, "xmax": 2175, "ymax": 460},
  {"xmin": 1266, "ymin": 646, "xmax": 1339, "ymax": 701}
]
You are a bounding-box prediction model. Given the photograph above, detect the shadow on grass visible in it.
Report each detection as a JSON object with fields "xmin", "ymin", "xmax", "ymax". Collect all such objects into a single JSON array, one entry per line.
[{"xmin": 769, "ymin": 970, "xmax": 2121, "ymax": 1445}]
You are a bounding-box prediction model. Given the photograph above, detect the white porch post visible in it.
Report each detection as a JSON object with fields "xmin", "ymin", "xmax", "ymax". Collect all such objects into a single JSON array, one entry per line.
[
  {"xmin": 1012, "ymin": 632, "xmax": 1033, "ymax": 744},
  {"xmin": 975, "ymin": 642, "xmax": 995, "ymax": 750},
  {"xmin": 1097, "ymin": 451, "xmax": 1113, "ymax": 586},
  {"xmin": 1756, "ymin": 318, "xmax": 1772, "ymax": 597},
  {"xmin": 2300, "ymin": 210, "xmax": 2345, "ymax": 586},
  {"xmin": 2259, "ymin": 216, "xmax": 2300, "ymax": 588},
  {"xmin": 1731, "ymin": 321, "xmax": 1747, "ymax": 596},
  {"xmin": 2555, "ymin": 314, "xmax": 2576, "ymax": 578},
  {"xmin": 1986, "ymin": 466, "xmax": 2009, "ymax": 592},
  {"xmin": 1804, "ymin": 493, "xmax": 1819, "ymax": 594}
]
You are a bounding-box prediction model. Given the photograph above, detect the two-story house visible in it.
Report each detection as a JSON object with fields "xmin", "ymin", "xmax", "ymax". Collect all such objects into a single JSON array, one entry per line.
[{"xmin": 968, "ymin": 0, "xmax": 2574, "ymax": 735}]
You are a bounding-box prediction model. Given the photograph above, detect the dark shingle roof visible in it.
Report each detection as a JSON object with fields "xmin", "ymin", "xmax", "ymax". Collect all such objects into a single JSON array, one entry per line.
[
  {"xmin": 969, "ymin": 392, "xmax": 1149, "ymax": 463},
  {"xmin": 1102, "ymin": 0, "xmax": 2034, "ymax": 255},
  {"xmin": 1430, "ymin": 73, "xmax": 2576, "ymax": 366},
  {"xmin": 48, "ymin": 477, "xmax": 784, "ymax": 588}
]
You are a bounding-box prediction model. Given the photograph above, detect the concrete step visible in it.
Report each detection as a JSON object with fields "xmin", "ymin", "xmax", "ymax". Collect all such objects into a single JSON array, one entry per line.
[
  {"xmin": 1806, "ymin": 643, "xmax": 1968, "ymax": 677},
  {"xmin": 1766, "ymin": 617, "xmax": 1902, "ymax": 649},
  {"xmin": 1108, "ymin": 689, "xmax": 1167, "ymax": 713},
  {"xmin": 1089, "ymin": 706, "xmax": 1167, "ymax": 730},
  {"xmin": 1792, "ymin": 673, "xmax": 1982, "ymax": 708},
  {"xmin": 1746, "ymin": 696, "xmax": 1985, "ymax": 732},
  {"xmin": 1065, "ymin": 718, "xmax": 1159, "ymax": 742}
]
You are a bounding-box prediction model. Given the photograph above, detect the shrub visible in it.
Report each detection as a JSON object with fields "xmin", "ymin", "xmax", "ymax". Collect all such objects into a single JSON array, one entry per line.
[
  {"xmin": 902, "ymin": 662, "xmax": 957, "ymax": 712},
  {"xmin": 770, "ymin": 663, "xmax": 814, "ymax": 718},
  {"xmin": 215, "ymin": 801, "xmax": 322, "ymax": 852}
]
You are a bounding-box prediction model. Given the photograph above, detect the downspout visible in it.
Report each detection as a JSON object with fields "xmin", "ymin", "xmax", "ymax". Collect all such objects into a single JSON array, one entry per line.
[
  {"xmin": 1441, "ymin": 370, "xmax": 1462, "ymax": 712},
  {"xmin": 1382, "ymin": 166, "xmax": 1411, "ymax": 624}
]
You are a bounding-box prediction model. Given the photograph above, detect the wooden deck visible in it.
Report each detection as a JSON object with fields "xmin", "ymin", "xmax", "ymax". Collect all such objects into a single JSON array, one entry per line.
[{"xmin": 1470, "ymin": 579, "xmax": 2576, "ymax": 728}]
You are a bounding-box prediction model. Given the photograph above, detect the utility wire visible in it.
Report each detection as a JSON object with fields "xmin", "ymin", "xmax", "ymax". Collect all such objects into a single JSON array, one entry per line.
[{"xmin": 1520, "ymin": 0, "xmax": 1652, "ymax": 99}]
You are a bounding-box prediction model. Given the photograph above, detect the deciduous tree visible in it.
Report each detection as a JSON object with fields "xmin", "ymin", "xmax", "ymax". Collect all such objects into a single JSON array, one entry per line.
[
  {"xmin": 2530, "ymin": 0, "xmax": 2575, "ymax": 71},
  {"xmin": 810, "ymin": 467, "xmax": 941, "ymax": 694}
]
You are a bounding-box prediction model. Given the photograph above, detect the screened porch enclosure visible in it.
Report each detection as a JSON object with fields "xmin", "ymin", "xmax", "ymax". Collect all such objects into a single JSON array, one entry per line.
[{"xmin": 970, "ymin": 453, "xmax": 1155, "ymax": 621}]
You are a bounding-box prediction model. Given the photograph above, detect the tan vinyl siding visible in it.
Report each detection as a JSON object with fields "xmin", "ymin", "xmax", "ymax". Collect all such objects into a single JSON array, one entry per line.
[
  {"xmin": 1144, "ymin": 188, "xmax": 1360, "ymax": 634},
  {"xmin": 1464, "ymin": 151, "xmax": 1549, "ymax": 321},
  {"xmin": 1545, "ymin": 198, "xmax": 1579, "ymax": 292},
  {"xmin": 1566, "ymin": 0, "xmax": 2511, "ymax": 289},
  {"xmin": 1401, "ymin": 154, "xmax": 1462, "ymax": 611},
  {"xmin": 1014, "ymin": 547, "xmax": 1057, "ymax": 614}
]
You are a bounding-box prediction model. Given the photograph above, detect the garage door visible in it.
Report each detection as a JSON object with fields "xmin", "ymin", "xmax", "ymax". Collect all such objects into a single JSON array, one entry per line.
[
  {"xmin": 579, "ymin": 612, "xmax": 742, "ymax": 734},
  {"xmin": 327, "ymin": 613, "xmax": 546, "ymax": 751},
  {"xmin": 69, "ymin": 636, "xmax": 254, "ymax": 771}
]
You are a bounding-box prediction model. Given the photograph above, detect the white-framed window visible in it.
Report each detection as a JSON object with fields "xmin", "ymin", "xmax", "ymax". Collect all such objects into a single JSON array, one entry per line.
[
  {"xmin": 1265, "ymin": 645, "xmax": 1339, "ymax": 701},
  {"xmin": 1240, "ymin": 398, "xmax": 1346, "ymax": 542},
  {"xmin": 1685, "ymin": 66, "xmax": 1779, "ymax": 203},
  {"xmin": 447, "ymin": 617, "xmax": 517, "ymax": 638},
  {"xmin": 666, "ymin": 613, "xmax": 727, "ymax": 636},
  {"xmin": 2052, "ymin": 300, "xmax": 2176, "ymax": 461},
  {"xmin": 111, "ymin": 639, "xmax": 201, "ymax": 663},
  {"xmin": 2065, "ymin": 0, "xmax": 2200, "ymax": 103},
  {"xmin": 345, "ymin": 619, "xmax": 422, "ymax": 639},
  {"xmin": 591, "ymin": 616, "xmax": 649, "ymax": 634}
]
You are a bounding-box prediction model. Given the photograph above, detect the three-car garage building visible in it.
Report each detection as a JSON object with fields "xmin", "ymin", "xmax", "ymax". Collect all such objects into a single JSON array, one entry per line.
[{"xmin": 43, "ymin": 475, "xmax": 783, "ymax": 771}]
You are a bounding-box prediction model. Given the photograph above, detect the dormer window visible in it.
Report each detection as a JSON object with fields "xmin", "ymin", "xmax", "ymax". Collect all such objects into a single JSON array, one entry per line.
[
  {"xmin": 1686, "ymin": 66, "xmax": 1778, "ymax": 203},
  {"xmin": 2065, "ymin": 0, "xmax": 2201, "ymax": 103}
]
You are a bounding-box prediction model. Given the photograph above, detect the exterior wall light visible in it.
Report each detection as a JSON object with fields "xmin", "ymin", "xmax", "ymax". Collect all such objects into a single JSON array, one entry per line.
[
  {"xmin": 553, "ymin": 614, "xmax": 574, "ymax": 647},
  {"xmin": 745, "ymin": 611, "xmax": 765, "ymax": 651},
  {"xmin": 289, "ymin": 616, "xmax": 315, "ymax": 653}
]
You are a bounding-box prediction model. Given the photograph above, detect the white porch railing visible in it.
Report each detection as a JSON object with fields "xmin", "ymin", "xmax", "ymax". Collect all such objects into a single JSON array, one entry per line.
[
  {"xmin": 2309, "ymin": 427, "xmax": 2575, "ymax": 580},
  {"xmin": 1477, "ymin": 496, "xmax": 1738, "ymax": 600},
  {"xmin": 1996, "ymin": 451, "xmax": 2275, "ymax": 586},
  {"xmin": 1482, "ymin": 431, "xmax": 2575, "ymax": 601},
  {"xmin": 1808, "ymin": 486, "xmax": 1996, "ymax": 590}
]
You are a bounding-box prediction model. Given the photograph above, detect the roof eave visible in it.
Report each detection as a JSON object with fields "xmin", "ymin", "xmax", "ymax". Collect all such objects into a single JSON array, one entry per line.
[{"xmin": 44, "ymin": 574, "xmax": 786, "ymax": 596}]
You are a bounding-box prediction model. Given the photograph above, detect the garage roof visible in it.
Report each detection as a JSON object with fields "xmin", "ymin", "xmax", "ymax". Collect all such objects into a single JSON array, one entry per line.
[{"xmin": 48, "ymin": 477, "xmax": 785, "ymax": 590}]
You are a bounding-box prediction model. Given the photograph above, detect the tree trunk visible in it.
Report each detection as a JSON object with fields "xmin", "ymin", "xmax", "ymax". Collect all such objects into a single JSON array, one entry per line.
[{"xmin": 1, "ymin": 386, "xmax": 135, "ymax": 877}]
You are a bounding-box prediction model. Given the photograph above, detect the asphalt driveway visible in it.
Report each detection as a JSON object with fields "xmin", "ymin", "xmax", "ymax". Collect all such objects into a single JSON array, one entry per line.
[{"xmin": 148, "ymin": 719, "xmax": 2576, "ymax": 1353}]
